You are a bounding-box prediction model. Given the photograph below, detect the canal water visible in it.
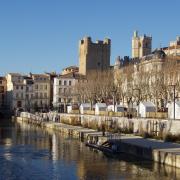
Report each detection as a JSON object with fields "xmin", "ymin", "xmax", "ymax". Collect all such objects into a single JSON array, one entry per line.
[{"xmin": 0, "ymin": 120, "xmax": 180, "ymax": 180}]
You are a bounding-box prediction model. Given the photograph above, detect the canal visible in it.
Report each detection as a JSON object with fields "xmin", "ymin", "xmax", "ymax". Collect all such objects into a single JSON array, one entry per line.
[{"xmin": 0, "ymin": 119, "xmax": 179, "ymax": 180}]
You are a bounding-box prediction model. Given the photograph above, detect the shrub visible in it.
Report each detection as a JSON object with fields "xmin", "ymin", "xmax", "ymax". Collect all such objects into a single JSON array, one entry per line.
[
  {"xmin": 164, "ymin": 133, "xmax": 177, "ymax": 142},
  {"xmin": 142, "ymin": 132, "xmax": 153, "ymax": 139}
]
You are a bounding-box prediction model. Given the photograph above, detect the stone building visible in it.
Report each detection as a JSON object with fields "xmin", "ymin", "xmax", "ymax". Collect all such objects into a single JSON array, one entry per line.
[
  {"xmin": 53, "ymin": 72, "xmax": 86, "ymax": 111},
  {"xmin": 0, "ymin": 76, "xmax": 7, "ymax": 108},
  {"xmin": 30, "ymin": 74, "xmax": 51, "ymax": 110},
  {"xmin": 113, "ymin": 47, "xmax": 180, "ymax": 109},
  {"xmin": 61, "ymin": 66, "xmax": 79, "ymax": 75},
  {"xmin": 132, "ymin": 31, "xmax": 152, "ymax": 58},
  {"xmin": 79, "ymin": 37, "xmax": 111, "ymax": 75},
  {"xmin": 23, "ymin": 76, "xmax": 34, "ymax": 111},
  {"xmin": 163, "ymin": 36, "xmax": 180, "ymax": 56},
  {"xmin": 6, "ymin": 73, "xmax": 26, "ymax": 111}
]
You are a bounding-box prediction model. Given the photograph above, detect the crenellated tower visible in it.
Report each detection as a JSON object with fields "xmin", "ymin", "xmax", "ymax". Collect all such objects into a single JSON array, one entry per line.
[{"xmin": 79, "ymin": 36, "xmax": 111, "ymax": 75}]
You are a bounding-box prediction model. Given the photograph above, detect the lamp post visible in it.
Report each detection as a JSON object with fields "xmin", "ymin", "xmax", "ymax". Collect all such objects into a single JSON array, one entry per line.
[
  {"xmin": 132, "ymin": 88, "xmax": 141, "ymax": 118},
  {"xmin": 90, "ymin": 93, "xmax": 95, "ymax": 110},
  {"xmin": 169, "ymin": 85, "xmax": 176, "ymax": 120},
  {"xmin": 112, "ymin": 87, "xmax": 117, "ymax": 112}
]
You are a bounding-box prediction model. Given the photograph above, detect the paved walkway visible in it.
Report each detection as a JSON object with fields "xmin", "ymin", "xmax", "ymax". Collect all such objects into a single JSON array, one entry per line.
[{"xmin": 119, "ymin": 135, "xmax": 180, "ymax": 149}]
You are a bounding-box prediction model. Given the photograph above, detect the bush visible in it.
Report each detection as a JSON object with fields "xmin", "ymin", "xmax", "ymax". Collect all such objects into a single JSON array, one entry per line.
[
  {"xmin": 142, "ymin": 132, "xmax": 153, "ymax": 139},
  {"xmin": 164, "ymin": 133, "xmax": 178, "ymax": 142},
  {"xmin": 120, "ymin": 127, "xmax": 133, "ymax": 134}
]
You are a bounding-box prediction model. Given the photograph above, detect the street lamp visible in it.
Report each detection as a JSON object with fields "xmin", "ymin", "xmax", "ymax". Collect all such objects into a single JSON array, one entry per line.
[
  {"xmin": 90, "ymin": 93, "xmax": 95, "ymax": 110},
  {"xmin": 168, "ymin": 84, "xmax": 176, "ymax": 120},
  {"xmin": 132, "ymin": 88, "xmax": 141, "ymax": 118},
  {"xmin": 111, "ymin": 87, "xmax": 117, "ymax": 112}
]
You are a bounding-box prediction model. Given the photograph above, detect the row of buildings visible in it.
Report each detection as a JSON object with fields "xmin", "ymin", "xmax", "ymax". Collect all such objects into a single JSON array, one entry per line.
[{"xmin": 1, "ymin": 31, "xmax": 180, "ymax": 115}]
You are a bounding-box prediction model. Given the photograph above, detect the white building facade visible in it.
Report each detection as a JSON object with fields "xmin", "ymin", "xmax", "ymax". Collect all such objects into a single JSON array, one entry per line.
[
  {"xmin": 6, "ymin": 73, "xmax": 26, "ymax": 111},
  {"xmin": 53, "ymin": 73, "xmax": 77, "ymax": 108}
]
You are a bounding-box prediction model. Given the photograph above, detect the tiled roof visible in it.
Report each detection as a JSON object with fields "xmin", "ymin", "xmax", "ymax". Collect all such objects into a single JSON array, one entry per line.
[
  {"xmin": 0, "ymin": 76, "xmax": 6, "ymax": 80},
  {"xmin": 8, "ymin": 73, "xmax": 21, "ymax": 76},
  {"xmin": 59, "ymin": 72, "xmax": 86, "ymax": 79},
  {"xmin": 63, "ymin": 66, "xmax": 79, "ymax": 70}
]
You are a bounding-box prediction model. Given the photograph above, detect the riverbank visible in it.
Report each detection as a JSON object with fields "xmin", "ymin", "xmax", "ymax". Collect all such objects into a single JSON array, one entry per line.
[
  {"xmin": 14, "ymin": 113, "xmax": 180, "ymax": 168},
  {"xmin": 2, "ymin": 118, "xmax": 178, "ymax": 180}
]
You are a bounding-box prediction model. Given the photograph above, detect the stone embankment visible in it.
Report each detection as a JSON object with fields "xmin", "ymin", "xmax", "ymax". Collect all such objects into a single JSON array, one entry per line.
[
  {"xmin": 14, "ymin": 112, "xmax": 180, "ymax": 168},
  {"xmin": 59, "ymin": 113, "xmax": 180, "ymax": 135}
]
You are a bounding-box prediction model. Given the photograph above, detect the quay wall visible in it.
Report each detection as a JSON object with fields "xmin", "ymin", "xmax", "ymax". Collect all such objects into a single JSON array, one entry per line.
[
  {"xmin": 18, "ymin": 112, "xmax": 180, "ymax": 135},
  {"xmin": 16, "ymin": 113, "xmax": 180, "ymax": 168},
  {"xmin": 59, "ymin": 113, "xmax": 180, "ymax": 135}
]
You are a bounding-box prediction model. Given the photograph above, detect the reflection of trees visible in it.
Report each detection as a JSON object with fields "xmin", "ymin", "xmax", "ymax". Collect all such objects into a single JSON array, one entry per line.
[{"xmin": 13, "ymin": 122, "xmax": 180, "ymax": 180}]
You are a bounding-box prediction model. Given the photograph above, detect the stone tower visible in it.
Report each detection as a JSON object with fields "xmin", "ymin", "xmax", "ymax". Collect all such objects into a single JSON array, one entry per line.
[
  {"xmin": 132, "ymin": 31, "xmax": 152, "ymax": 58},
  {"xmin": 79, "ymin": 37, "xmax": 111, "ymax": 75}
]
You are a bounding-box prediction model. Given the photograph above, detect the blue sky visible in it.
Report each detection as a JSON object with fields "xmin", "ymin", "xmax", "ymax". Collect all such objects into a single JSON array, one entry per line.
[{"xmin": 0, "ymin": 0, "xmax": 180, "ymax": 75}]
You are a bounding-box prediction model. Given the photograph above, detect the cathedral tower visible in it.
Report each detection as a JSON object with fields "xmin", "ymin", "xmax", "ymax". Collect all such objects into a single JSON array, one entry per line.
[{"xmin": 132, "ymin": 31, "xmax": 152, "ymax": 58}]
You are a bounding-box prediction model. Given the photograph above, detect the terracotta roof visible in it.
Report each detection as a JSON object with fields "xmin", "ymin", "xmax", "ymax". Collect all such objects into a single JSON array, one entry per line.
[
  {"xmin": 0, "ymin": 76, "xmax": 6, "ymax": 80},
  {"xmin": 59, "ymin": 72, "xmax": 86, "ymax": 79},
  {"xmin": 31, "ymin": 73, "xmax": 49, "ymax": 76},
  {"xmin": 63, "ymin": 66, "xmax": 79, "ymax": 70},
  {"xmin": 8, "ymin": 73, "xmax": 21, "ymax": 76},
  {"xmin": 23, "ymin": 76, "xmax": 33, "ymax": 80},
  {"xmin": 163, "ymin": 45, "xmax": 180, "ymax": 50}
]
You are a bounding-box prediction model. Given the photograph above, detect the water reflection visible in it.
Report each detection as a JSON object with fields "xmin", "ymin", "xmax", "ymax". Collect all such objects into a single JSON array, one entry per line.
[{"xmin": 0, "ymin": 120, "xmax": 179, "ymax": 179}]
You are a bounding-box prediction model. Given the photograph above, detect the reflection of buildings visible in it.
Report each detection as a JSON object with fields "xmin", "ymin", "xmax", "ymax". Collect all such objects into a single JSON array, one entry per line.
[
  {"xmin": 52, "ymin": 134, "xmax": 59, "ymax": 161},
  {"xmin": 10, "ymin": 122, "xmax": 180, "ymax": 179}
]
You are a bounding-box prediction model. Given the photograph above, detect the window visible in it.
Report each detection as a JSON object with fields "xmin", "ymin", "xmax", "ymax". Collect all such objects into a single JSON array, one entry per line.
[
  {"xmin": 17, "ymin": 101, "xmax": 22, "ymax": 108},
  {"xmin": 35, "ymin": 92, "xmax": 38, "ymax": 98},
  {"xmin": 16, "ymin": 93, "xmax": 19, "ymax": 98},
  {"xmin": 59, "ymin": 88, "xmax": 62, "ymax": 94},
  {"xmin": 40, "ymin": 93, "xmax": 43, "ymax": 98},
  {"xmin": 44, "ymin": 85, "xmax": 47, "ymax": 90},
  {"xmin": 44, "ymin": 93, "xmax": 47, "ymax": 98},
  {"xmin": 21, "ymin": 86, "xmax": 23, "ymax": 90},
  {"xmin": 0, "ymin": 86, "xmax": 4, "ymax": 93},
  {"xmin": 21, "ymin": 93, "xmax": 23, "ymax": 98},
  {"xmin": 35, "ymin": 84, "xmax": 38, "ymax": 90},
  {"xmin": 64, "ymin": 80, "xmax": 67, "ymax": 86},
  {"xmin": 69, "ymin": 81, "xmax": 71, "ymax": 86},
  {"xmin": 59, "ymin": 80, "xmax": 61, "ymax": 85},
  {"xmin": 40, "ymin": 85, "xmax": 43, "ymax": 90},
  {"xmin": 0, "ymin": 81, "xmax": 2, "ymax": 85},
  {"xmin": 31, "ymin": 94, "xmax": 33, "ymax": 98},
  {"xmin": 64, "ymin": 88, "xmax": 67, "ymax": 93},
  {"xmin": 26, "ymin": 87, "xmax": 29, "ymax": 91},
  {"xmin": 16, "ymin": 86, "xmax": 19, "ymax": 90},
  {"xmin": 26, "ymin": 94, "xmax": 29, "ymax": 99}
]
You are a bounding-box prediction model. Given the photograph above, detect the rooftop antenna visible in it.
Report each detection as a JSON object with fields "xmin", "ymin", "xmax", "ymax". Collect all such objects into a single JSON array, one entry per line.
[{"xmin": 159, "ymin": 42, "xmax": 162, "ymax": 50}]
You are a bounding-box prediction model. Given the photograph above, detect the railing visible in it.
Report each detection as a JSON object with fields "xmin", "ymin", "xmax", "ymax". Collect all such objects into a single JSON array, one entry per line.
[
  {"xmin": 107, "ymin": 132, "xmax": 121, "ymax": 140},
  {"xmin": 70, "ymin": 110, "xmax": 80, "ymax": 114},
  {"xmin": 83, "ymin": 110, "xmax": 95, "ymax": 115},
  {"xmin": 146, "ymin": 112, "xmax": 168, "ymax": 119},
  {"xmin": 19, "ymin": 112, "xmax": 60, "ymax": 122}
]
